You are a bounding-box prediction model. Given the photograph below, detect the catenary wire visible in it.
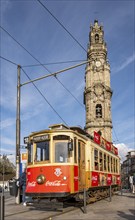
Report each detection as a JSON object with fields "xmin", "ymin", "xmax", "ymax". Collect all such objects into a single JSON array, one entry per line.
[
  {"xmin": 36, "ymin": 1, "xmax": 120, "ymax": 143},
  {"xmin": 54, "ymin": 75, "xmax": 84, "ymax": 108},
  {"xmin": 0, "ymin": 53, "xmax": 70, "ymax": 127},
  {"xmin": 0, "ymin": 21, "xmax": 119, "ymax": 143},
  {"xmin": 0, "ymin": 25, "xmax": 84, "ymax": 110},
  {"xmin": 37, "ymin": 0, "xmax": 87, "ymax": 53},
  {"xmin": 22, "ymin": 59, "xmax": 86, "ymax": 67},
  {"xmin": 21, "ymin": 67, "xmax": 69, "ymax": 127},
  {"xmin": 0, "ymin": 56, "xmax": 18, "ymax": 66}
]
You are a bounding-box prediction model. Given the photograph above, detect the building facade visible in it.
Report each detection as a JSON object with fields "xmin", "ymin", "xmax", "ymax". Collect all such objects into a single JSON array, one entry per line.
[
  {"xmin": 121, "ymin": 150, "xmax": 135, "ymax": 188},
  {"xmin": 84, "ymin": 20, "xmax": 113, "ymax": 142}
]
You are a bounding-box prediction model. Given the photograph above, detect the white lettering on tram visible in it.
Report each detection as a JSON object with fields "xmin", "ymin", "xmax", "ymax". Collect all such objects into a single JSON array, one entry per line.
[
  {"xmin": 92, "ymin": 176, "xmax": 98, "ymax": 181},
  {"xmin": 45, "ymin": 180, "xmax": 61, "ymax": 186},
  {"xmin": 28, "ymin": 181, "xmax": 36, "ymax": 187},
  {"xmin": 107, "ymin": 176, "xmax": 112, "ymax": 181}
]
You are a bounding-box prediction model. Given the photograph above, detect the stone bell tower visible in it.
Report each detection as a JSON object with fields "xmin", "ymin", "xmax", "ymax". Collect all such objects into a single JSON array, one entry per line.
[{"xmin": 84, "ymin": 20, "xmax": 113, "ymax": 142}]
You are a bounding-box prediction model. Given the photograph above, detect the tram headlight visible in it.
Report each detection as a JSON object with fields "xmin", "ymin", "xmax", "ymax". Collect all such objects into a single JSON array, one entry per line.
[
  {"xmin": 36, "ymin": 174, "xmax": 45, "ymax": 184},
  {"xmin": 63, "ymin": 176, "xmax": 67, "ymax": 180}
]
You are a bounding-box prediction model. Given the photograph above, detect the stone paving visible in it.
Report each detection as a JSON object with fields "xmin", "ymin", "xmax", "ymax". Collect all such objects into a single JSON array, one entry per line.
[{"xmin": 4, "ymin": 192, "xmax": 135, "ymax": 220}]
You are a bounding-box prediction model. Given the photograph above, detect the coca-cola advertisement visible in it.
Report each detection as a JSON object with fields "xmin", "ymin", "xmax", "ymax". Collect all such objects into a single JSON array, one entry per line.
[
  {"xmin": 107, "ymin": 174, "xmax": 112, "ymax": 185},
  {"xmin": 26, "ymin": 166, "xmax": 70, "ymax": 193},
  {"xmin": 91, "ymin": 171, "xmax": 99, "ymax": 186}
]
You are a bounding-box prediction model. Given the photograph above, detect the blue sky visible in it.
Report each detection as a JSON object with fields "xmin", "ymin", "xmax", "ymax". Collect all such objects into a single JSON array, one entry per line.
[{"xmin": 0, "ymin": 0, "xmax": 134, "ymax": 163}]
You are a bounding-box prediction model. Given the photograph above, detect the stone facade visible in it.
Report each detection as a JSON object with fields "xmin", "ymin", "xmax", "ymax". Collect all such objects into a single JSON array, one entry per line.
[{"xmin": 84, "ymin": 20, "xmax": 113, "ymax": 142}]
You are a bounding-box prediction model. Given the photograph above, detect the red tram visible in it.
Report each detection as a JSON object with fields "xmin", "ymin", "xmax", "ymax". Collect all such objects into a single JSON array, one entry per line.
[{"xmin": 24, "ymin": 124, "xmax": 120, "ymax": 203}]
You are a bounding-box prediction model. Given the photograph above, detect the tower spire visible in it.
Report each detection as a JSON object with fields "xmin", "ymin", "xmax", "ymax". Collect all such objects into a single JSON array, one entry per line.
[{"xmin": 84, "ymin": 21, "xmax": 113, "ymax": 142}]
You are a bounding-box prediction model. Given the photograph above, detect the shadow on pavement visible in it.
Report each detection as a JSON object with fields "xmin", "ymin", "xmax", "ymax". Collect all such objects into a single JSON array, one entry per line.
[{"xmin": 117, "ymin": 209, "xmax": 135, "ymax": 220}]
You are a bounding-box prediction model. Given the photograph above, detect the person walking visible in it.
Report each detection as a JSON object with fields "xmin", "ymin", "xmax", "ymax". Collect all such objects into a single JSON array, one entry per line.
[
  {"xmin": 19, "ymin": 168, "xmax": 27, "ymax": 206},
  {"xmin": 133, "ymin": 174, "xmax": 135, "ymax": 193},
  {"xmin": 129, "ymin": 175, "xmax": 133, "ymax": 192}
]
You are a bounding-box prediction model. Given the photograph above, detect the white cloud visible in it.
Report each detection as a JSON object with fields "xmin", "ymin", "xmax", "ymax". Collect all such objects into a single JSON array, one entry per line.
[
  {"xmin": 115, "ymin": 143, "xmax": 134, "ymax": 162},
  {"xmin": 112, "ymin": 54, "xmax": 135, "ymax": 74},
  {"xmin": 0, "ymin": 118, "xmax": 15, "ymax": 129},
  {"xmin": 0, "ymin": 136, "xmax": 15, "ymax": 146}
]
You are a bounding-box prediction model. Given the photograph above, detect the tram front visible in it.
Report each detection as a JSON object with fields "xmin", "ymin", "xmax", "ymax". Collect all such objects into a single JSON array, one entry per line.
[{"xmin": 24, "ymin": 127, "xmax": 78, "ymax": 200}]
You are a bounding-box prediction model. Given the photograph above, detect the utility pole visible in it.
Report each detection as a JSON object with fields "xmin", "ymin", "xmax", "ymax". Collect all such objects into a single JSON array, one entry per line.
[{"xmin": 16, "ymin": 65, "xmax": 21, "ymax": 204}]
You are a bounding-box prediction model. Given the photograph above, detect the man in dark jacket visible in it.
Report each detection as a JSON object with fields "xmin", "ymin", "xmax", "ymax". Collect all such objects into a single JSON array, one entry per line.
[
  {"xmin": 19, "ymin": 168, "xmax": 26, "ymax": 205},
  {"xmin": 133, "ymin": 174, "xmax": 135, "ymax": 193}
]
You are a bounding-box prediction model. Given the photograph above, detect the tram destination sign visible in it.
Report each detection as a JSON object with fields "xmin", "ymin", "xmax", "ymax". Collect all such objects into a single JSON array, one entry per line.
[{"xmin": 33, "ymin": 134, "xmax": 50, "ymax": 142}]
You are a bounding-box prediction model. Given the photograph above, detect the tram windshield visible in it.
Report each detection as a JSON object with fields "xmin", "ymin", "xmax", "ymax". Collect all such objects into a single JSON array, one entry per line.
[
  {"xmin": 35, "ymin": 141, "xmax": 49, "ymax": 162},
  {"xmin": 55, "ymin": 142, "xmax": 69, "ymax": 163}
]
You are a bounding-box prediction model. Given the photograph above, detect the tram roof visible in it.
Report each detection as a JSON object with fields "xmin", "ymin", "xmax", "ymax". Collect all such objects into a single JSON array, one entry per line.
[{"xmin": 30, "ymin": 124, "xmax": 93, "ymax": 141}]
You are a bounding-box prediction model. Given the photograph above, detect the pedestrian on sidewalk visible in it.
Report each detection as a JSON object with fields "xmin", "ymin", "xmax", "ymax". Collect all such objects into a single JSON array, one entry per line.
[
  {"xmin": 133, "ymin": 174, "xmax": 135, "ymax": 193},
  {"xmin": 18, "ymin": 168, "xmax": 27, "ymax": 206},
  {"xmin": 129, "ymin": 175, "xmax": 133, "ymax": 192}
]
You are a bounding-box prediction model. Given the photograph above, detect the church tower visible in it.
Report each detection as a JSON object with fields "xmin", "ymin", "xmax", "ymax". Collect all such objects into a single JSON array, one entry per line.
[{"xmin": 84, "ymin": 20, "xmax": 113, "ymax": 142}]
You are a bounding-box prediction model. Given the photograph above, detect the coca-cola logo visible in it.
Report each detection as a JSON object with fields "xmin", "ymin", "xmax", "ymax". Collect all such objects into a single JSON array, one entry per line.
[
  {"xmin": 92, "ymin": 176, "xmax": 98, "ymax": 181},
  {"xmin": 28, "ymin": 181, "xmax": 36, "ymax": 187},
  {"xmin": 107, "ymin": 177, "xmax": 112, "ymax": 181},
  {"xmin": 45, "ymin": 180, "xmax": 61, "ymax": 186},
  {"xmin": 74, "ymin": 176, "xmax": 78, "ymax": 180}
]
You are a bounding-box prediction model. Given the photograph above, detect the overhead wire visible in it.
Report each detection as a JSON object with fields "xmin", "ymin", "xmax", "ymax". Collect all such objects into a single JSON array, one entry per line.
[
  {"xmin": 0, "ymin": 55, "xmax": 18, "ymax": 66},
  {"xmin": 0, "ymin": 7, "xmax": 120, "ymax": 143},
  {"xmin": 22, "ymin": 59, "xmax": 86, "ymax": 67},
  {"xmin": 54, "ymin": 75, "xmax": 84, "ymax": 108},
  {"xmin": 37, "ymin": 0, "xmax": 87, "ymax": 53},
  {"xmin": 21, "ymin": 67, "xmax": 69, "ymax": 127},
  {"xmin": 36, "ymin": 0, "xmax": 119, "ymax": 143},
  {"xmin": 0, "ymin": 25, "xmax": 84, "ymax": 110}
]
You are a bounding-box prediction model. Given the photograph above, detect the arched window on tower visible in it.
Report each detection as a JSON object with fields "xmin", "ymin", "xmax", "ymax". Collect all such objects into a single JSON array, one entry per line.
[
  {"xmin": 96, "ymin": 104, "xmax": 102, "ymax": 118},
  {"xmin": 95, "ymin": 34, "xmax": 99, "ymax": 43}
]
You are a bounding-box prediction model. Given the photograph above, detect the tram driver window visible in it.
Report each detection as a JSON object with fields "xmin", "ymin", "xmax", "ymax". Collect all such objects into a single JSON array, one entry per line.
[
  {"xmin": 36, "ymin": 141, "xmax": 49, "ymax": 162},
  {"xmin": 55, "ymin": 142, "xmax": 69, "ymax": 163},
  {"xmin": 28, "ymin": 144, "xmax": 33, "ymax": 164}
]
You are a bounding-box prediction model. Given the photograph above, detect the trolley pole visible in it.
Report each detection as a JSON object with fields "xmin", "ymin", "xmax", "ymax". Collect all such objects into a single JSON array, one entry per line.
[{"xmin": 16, "ymin": 65, "xmax": 21, "ymax": 204}]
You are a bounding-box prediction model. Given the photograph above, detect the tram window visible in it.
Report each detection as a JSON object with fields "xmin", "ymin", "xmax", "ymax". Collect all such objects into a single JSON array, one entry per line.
[
  {"xmin": 55, "ymin": 142, "xmax": 69, "ymax": 163},
  {"xmin": 104, "ymin": 154, "xmax": 107, "ymax": 171},
  {"xmin": 116, "ymin": 160, "xmax": 118, "ymax": 173},
  {"xmin": 111, "ymin": 157, "xmax": 113, "ymax": 172},
  {"xmin": 74, "ymin": 138, "xmax": 77, "ymax": 163},
  {"xmin": 99, "ymin": 151, "xmax": 103, "ymax": 171},
  {"xmin": 107, "ymin": 155, "xmax": 110, "ymax": 172},
  {"xmin": 94, "ymin": 149, "xmax": 99, "ymax": 170},
  {"xmin": 114, "ymin": 158, "xmax": 116, "ymax": 173},
  {"xmin": 28, "ymin": 144, "xmax": 33, "ymax": 164},
  {"xmin": 36, "ymin": 141, "xmax": 49, "ymax": 162}
]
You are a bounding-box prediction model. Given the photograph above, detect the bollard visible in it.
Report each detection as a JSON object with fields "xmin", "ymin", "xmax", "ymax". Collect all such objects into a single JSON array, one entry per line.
[
  {"xmin": 109, "ymin": 185, "xmax": 112, "ymax": 202},
  {"xmin": 0, "ymin": 194, "xmax": 5, "ymax": 220},
  {"xmin": 83, "ymin": 188, "xmax": 87, "ymax": 214}
]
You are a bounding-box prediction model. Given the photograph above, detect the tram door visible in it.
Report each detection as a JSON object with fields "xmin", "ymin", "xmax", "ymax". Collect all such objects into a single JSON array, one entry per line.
[{"xmin": 78, "ymin": 141, "xmax": 85, "ymax": 190}]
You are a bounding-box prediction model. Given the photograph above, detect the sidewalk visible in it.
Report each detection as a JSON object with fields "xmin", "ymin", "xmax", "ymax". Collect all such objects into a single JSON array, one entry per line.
[{"xmin": 4, "ymin": 192, "xmax": 135, "ymax": 220}]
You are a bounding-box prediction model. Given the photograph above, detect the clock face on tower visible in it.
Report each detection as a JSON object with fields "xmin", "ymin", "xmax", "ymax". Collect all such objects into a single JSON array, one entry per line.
[{"xmin": 95, "ymin": 60, "xmax": 101, "ymax": 67}]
